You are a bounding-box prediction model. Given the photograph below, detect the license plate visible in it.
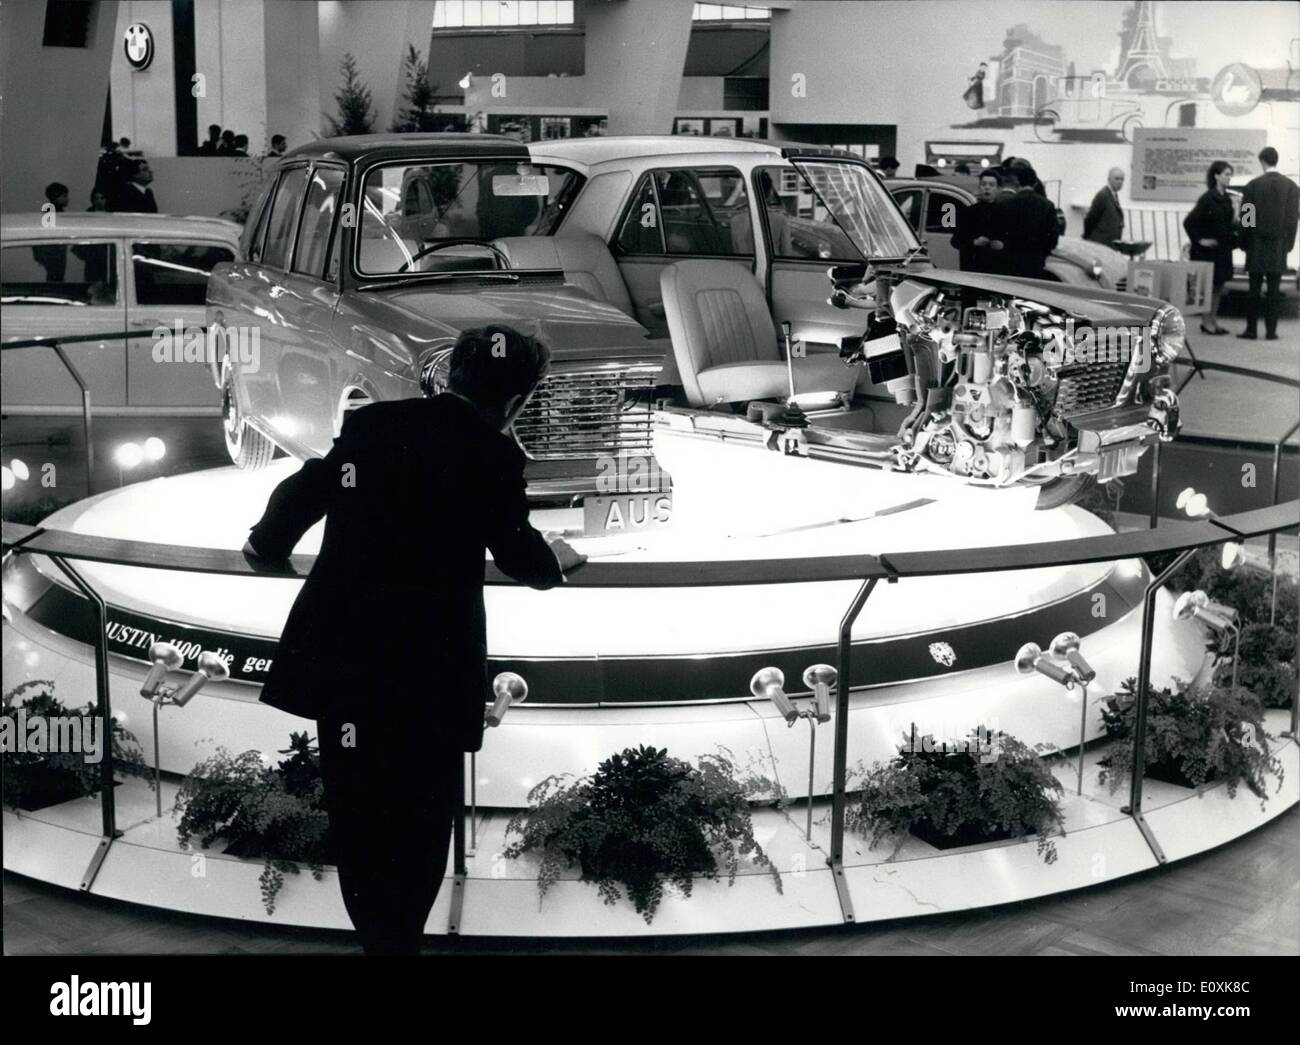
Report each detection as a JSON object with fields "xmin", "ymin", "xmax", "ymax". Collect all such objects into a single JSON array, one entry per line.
[{"xmin": 582, "ymin": 493, "xmax": 673, "ymax": 536}]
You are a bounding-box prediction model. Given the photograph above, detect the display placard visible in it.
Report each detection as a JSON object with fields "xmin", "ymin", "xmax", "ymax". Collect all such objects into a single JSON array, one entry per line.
[{"xmin": 1130, "ymin": 128, "xmax": 1267, "ymax": 202}]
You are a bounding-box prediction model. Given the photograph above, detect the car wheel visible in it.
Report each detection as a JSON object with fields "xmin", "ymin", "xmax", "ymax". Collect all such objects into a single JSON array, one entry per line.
[
  {"xmin": 1034, "ymin": 473, "xmax": 1095, "ymax": 510},
  {"xmin": 221, "ymin": 368, "xmax": 275, "ymax": 471}
]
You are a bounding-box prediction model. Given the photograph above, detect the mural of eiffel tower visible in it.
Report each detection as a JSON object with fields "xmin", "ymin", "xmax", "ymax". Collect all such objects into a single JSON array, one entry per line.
[{"xmin": 1115, "ymin": 0, "xmax": 1170, "ymax": 87}]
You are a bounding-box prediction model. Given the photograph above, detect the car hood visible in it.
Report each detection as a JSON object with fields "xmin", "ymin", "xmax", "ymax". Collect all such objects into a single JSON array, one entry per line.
[
  {"xmin": 360, "ymin": 279, "xmax": 659, "ymax": 362},
  {"xmin": 901, "ymin": 267, "xmax": 1163, "ymax": 324}
]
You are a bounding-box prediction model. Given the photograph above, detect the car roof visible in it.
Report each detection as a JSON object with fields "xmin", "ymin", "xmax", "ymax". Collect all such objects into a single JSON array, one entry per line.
[
  {"xmin": 0, "ymin": 212, "xmax": 243, "ymax": 241},
  {"xmin": 885, "ymin": 176, "xmax": 978, "ymax": 197},
  {"xmin": 529, "ymin": 135, "xmax": 859, "ymax": 168},
  {"xmin": 280, "ymin": 133, "xmax": 530, "ymax": 165}
]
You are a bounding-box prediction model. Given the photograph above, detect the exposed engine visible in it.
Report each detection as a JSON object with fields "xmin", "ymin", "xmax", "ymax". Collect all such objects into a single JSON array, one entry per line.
[{"xmin": 834, "ymin": 271, "xmax": 1181, "ymax": 494}]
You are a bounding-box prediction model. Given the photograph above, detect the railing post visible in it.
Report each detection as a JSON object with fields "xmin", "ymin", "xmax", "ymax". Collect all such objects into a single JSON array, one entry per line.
[
  {"xmin": 1269, "ymin": 420, "xmax": 1299, "ymax": 627},
  {"xmin": 828, "ymin": 574, "xmax": 879, "ymax": 924},
  {"xmin": 46, "ymin": 554, "xmax": 118, "ymax": 888},
  {"xmin": 49, "ymin": 341, "xmax": 95, "ymax": 497},
  {"xmin": 1147, "ymin": 441, "xmax": 1162, "ymax": 530},
  {"xmin": 1123, "ymin": 547, "xmax": 1197, "ymax": 863}
]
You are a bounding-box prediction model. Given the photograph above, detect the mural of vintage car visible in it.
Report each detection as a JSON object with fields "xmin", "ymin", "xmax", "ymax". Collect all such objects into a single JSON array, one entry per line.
[{"xmin": 209, "ymin": 134, "xmax": 1182, "ymax": 515}]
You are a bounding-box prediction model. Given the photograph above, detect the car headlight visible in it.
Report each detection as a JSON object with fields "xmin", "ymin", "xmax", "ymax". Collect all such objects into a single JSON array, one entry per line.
[{"xmin": 1150, "ymin": 305, "xmax": 1184, "ymax": 364}]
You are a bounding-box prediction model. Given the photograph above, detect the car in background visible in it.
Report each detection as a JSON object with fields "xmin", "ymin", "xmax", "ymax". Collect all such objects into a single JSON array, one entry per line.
[
  {"xmin": 1, "ymin": 213, "xmax": 241, "ymax": 414},
  {"xmin": 885, "ymin": 175, "xmax": 1129, "ymax": 290}
]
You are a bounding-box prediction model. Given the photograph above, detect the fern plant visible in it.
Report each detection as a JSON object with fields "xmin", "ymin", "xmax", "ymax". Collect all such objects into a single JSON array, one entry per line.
[
  {"xmin": 504, "ymin": 745, "xmax": 782, "ymax": 923},
  {"xmin": 2, "ymin": 681, "xmax": 149, "ymax": 813},
  {"xmin": 1097, "ymin": 677, "xmax": 1284, "ymax": 807},
  {"xmin": 174, "ymin": 732, "xmax": 330, "ymax": 914},
  {"xmin": 845, "ymin": 727, "xmax": 1066, "ymax": 863}
]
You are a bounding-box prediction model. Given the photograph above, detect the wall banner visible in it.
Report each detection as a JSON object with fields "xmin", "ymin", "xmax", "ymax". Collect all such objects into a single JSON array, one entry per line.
[{"xmin": 1131, "ymin": 128, "xmax": 1268, "ymax": 202}]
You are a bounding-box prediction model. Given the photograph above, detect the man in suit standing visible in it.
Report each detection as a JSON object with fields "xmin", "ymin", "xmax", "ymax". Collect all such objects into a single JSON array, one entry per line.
[
  {"xmin": 996, "ymin": 161, "xmax": 1059, "ymax": 279},
  {"xmin": 112, "ymin": 160, "xmax": 158, "ymax": 213},
  {"xmin": 951, "ymin": 169, "xmax": 1006, "ymax": 273},
  {"xmin": 1239, "ymin": 146, "xmax": 1299, "ymax": 340},
  {"xmin": 243, "ymin": 326, "xmax": 585, "ymax": 954},
  {"xmin": 1083, "ymin": 167, "xmax": 1126, "ymax": 248}
]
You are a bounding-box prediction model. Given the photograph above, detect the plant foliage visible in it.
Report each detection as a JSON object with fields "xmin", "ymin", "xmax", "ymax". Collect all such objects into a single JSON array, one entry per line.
[
  {"xmin": 326, "ymin": 53, "xmax": 375, "ymax": 136},
  {"xmin": 503, "ymin": 744, "xmax": 782, "ymax": 923}
]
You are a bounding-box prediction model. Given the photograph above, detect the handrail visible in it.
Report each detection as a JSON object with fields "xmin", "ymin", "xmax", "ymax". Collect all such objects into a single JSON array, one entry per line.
[{"xmin": 5, "ymin": 502, "xmax": 1297, "ymax": 587}]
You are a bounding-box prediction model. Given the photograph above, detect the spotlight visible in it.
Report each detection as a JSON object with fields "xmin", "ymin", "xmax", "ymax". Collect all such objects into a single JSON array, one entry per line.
[
  {"xmin": 801, "ymin": 664, "xmax": 836, "ymax": 723},
  {"xmin": 751, "ymin": 666, "xmax": 798, "ymax": 725},
  {"xmin": 140, "ymin": 641, "xmax": 183, "ymax": 698},
  {"xmin": 979, "ymin": 157, "xmax": 990, "ymax": 168},
  {"xmin": 487, "ymin": 671, "xmax": 528, "ymax": 727},
  {"xmin": 1220, "ymin": 542, "xmax": 1244, "ymax": 570},
  {"xmin": 169, "ymin": 651, "xmax": 230, "ymax": 707},
  {"xmin": 1175, "ymin": 486, "xmax": 1210, "ymax": 518},
  {"xmin": 114, "ymin": 442, "xmax": 144, "ymax": 470},
  {"xmin": 1049, "ymin": 631, "xmax": 1096, "ymax": 684},
  {"xmin": 1173, "ymin": 590, "xmax": 1241, "ymax": 688},
  {"xmin": 1014, "ymin": 641, "xmax": 1075, "ymax": 688},
  {"xmin": 0, "ymin": 467, "xmax": 12, "ymax": 491},
  {"xmin": 143, "ymin": 437, "xmax": 166, "ymax": 462},
  {"xmin": 10, "ymin": 459, "xmax": 29, "ymax": 481},
  {"xmin": 458, "ymin": 71, "xmax": 473, "ymax": 89}
]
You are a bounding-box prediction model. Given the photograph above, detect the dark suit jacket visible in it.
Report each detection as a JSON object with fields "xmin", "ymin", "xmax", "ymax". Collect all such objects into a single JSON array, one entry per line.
[
  {"xmin": 1239, "ymin": 170, "xmax": 1300, "ymax": 273},
  {"xmin": 1083, "ymin": 187, "xmax": 1124, "ymax": 247},
  {"xmin": 996, "ymin": 189, "xmax": 1060, "ymax": 278},
  {"xmin": 950, "ymin": 200, "xmax": 1002, "ymax": 273},
  {"xmin": 247, "ymin": 394, "xmax": 564, "ymax": 752},
  {"xmin": 112, "ymin": 183, "xmax": 158, "ymax": 213}
]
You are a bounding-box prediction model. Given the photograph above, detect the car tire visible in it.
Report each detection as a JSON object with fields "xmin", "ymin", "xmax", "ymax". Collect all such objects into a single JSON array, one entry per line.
[
  {"xmin": 1034, "ymin": 473, "xmax": 1095, "ymax": 510},
  {"xmin": 221, "ymin": 369, "xmax": 275, "ymax": 471}
]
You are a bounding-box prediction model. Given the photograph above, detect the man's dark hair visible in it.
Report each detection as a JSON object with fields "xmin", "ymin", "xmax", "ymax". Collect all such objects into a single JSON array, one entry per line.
[
  {"xmin": 878, "ymin": 155, "xmax": 899, "ymax": 171},
  {"xmin": 979, "ymin": 169, "xmax": 1001, "ymax": 185},
  {"xmin": 207, "ymin": 123, "xmax": 221, "ymax": 137},
  {"xmin": 1259, "ymin": 146, "xmax": 1278, "ymax": 167},
  {"xmin": 221, "ymin": 130, "xmax": 235, "ymax": 143},
  {"xmin": 130, "ymin": 159, "xmax": 150, "ymax": 179},
  {"xmin": 448, "ymin": 325, "xmax": 550, "ymax": 410},
  {"xmin": 1006, "ymin": 159, "xmax": 1037, "ymax": 188},
  {"xmin": 271, "ymin": 134, "xmax": 286, "ymax": 147},
  {"xmin": 44, "ymin": 181, "xmax": 69, "ymax": 200}
]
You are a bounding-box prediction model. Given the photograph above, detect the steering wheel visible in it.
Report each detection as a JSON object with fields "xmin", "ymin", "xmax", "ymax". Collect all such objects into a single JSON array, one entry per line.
[{"xmin": 397, "ymin": 238, "xmax": 511, "ymax": 274}]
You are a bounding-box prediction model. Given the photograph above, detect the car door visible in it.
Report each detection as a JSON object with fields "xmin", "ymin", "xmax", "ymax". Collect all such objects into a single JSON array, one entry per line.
[
  {"xmin": 126, "ymin": 238, "xmax": 236, "ymax": 408},
  {"xmin": 923, "ymin": 188, "xmax": 965, "ymax": 270},
  {"xmin": 0, "ymin": 238, "xmax": 127, "ymax": 410},
  {"xmin": 610, "ymin": 166, "xmax": 755, "ymax": 338},
  {"xmin": 273, "ymin": 163, "xmax": 346, "ymax": 455},
  {"xmin": 238, "ymin": 163, "xmax": 312, "ymax": 429}
]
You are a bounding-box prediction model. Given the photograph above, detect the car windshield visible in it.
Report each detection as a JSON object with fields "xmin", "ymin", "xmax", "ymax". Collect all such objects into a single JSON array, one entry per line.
[
  {"xmin": 356, "ymin": 160, "xmax": 583, "ymax": 276},
  {"xmin": 789, "ymin": 159, "xmax": 920, "ymax": 260}
]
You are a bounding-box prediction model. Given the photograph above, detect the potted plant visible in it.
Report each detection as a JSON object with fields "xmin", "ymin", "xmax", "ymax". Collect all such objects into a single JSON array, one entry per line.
[
  {"xmin": 174, "ymin": 732, "xmax": 330, "ymax": 914},
  {"xmin": 2, "ymin": 680, "xmax": 148, "ymax": 813},
  {"xmin": 845, "ymin": 726, "xmax": 1066, "ymax": 863},
  {"xmin": 503, "ymin": 744, "xmax": 783, "ymax": 923},
  {"xmin": 1097, "ymin": 677, "xmax": 1284, "ymax": 806}
]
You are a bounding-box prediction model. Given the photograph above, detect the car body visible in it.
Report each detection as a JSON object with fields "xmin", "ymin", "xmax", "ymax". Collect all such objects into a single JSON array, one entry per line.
[
  {"xmin": 1, "ymin": 213, "xmax": 241, "ymax": 414},
  {"xmin": 211, "ymin": 133, "xmax": 1181, "ymax": 513},
  {"xmin": 885, "ymin": 175, "xmax": 1129, "ymax": 289}
]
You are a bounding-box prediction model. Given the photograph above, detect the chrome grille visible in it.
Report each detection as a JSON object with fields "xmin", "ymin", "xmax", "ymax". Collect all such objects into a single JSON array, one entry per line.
[
  {"xmin": 1053, "ymin": 359, "xmax": 1130, "ymax": 416},
  {"xmin": 512, "ymin": 366, "xmax": 658, "ymax": 460}
]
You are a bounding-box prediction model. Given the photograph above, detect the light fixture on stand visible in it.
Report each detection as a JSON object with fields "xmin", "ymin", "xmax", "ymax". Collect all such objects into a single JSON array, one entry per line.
[
  {"xmin": 752, "ymin": 665, "xmax": 837, "ymax": 841},
  {"xmin": 472, "ymin": 672, "xmax": 527, "ymax": 854},
  {"xmin": 1015, "ymin": 640, "xmax": 1089, "ymax": 794},
  {"xmin": 1049, "ymin": 632, "xmax": 1097, "ymax": 795},
  {"xmin": 139, "ymin": 644, "xmax": 228, "ymax": 818},
  {"xmin": 1174, "ymin": 590, "xmax": 1241, "ymax": 690}
]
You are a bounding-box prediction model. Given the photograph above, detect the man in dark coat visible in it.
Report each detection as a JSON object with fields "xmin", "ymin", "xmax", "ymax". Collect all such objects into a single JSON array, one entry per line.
[
  {"xmin": 1239, "ymin": 146, "xmax": 1299, "ymax": 340},
  {"xmin": 243, "ymin": 325, "xmax": 584, "ymax": 954},
  {"xmin": 951, "ymin": 169, "xmax": 1006, "ymax": 273},
  {"xmin": 995, "ymin": 162, "xmax": 1059, "ymax": 279},
  {"xmin": 1083, "ymin": 167, "xmax": 1126, "ymax": 248},
  {"xmin": 111, "ymin": 160, "xmax": 158, "ymax": 213}
]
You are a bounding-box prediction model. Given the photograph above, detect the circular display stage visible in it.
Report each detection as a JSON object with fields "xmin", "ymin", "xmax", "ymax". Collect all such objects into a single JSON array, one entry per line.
[{"xmin": 7, "ymin": 429, "xmax": 1289, "ymax": 938}]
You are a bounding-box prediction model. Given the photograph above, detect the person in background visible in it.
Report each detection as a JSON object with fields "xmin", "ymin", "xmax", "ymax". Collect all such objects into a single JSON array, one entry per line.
[
  {"xmin": 1183, "ymin": 160, "xmax": 1236, "ymax": 336},
  {"xmin": 43, "ymin": 181, "xmax": 69, "ymax": 213},
  {"xmin": 951, "ymin": 168, "xmax": 1005, "ymax": 273},
  {"xmin": 996, "ymin": 161, "xmax": 1058, "ymax": 279},
  {"xmin": 268, "ymin": 134, "xmax": 287, "ymax": 157},
  {"xmin": 112, "ymin": 159, "xmax": 158, "ymax": 213},
  {"xmin": 242, "ymin": 325, "xmax": 585, "ymax": 955},
  {"xmin": 198, "ymin": 124, "xmax": 222, "ymax": 155},
  {"xmin": 953, "ymin": 161, "xmax": 972, "ymax": 176},
  {"xmin": 1238, "ymin": 146, "xmax": 1299, "ymax": 340},
  {"xmin": 33, "ymin": 182, "xmax": 70, "ymax": 280},
  {"xmin": 232, "ymin": 134, "xmax": 250, "ymax": 157},
  {"xmin": 1084, "ymin": 167, "xmax": 1126, "ymax": 248},
  {"xmin": 217, "ymin": 129, "xmax": 236, "ymax": 155},
  {"xmin": 87, "ymin": 188, "xmax": 110, "ymax": 212},
  {"xmin": 877, "ymin": 156, "xmax": 900, "ymax": 179}
]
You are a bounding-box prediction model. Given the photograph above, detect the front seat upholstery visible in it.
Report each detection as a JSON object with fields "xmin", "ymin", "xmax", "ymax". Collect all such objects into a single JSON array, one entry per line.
[
  {"xmin": 660, "ymin": 260, "xmax": 858, "ymax": 407},
  {"xmin": 493, "ymin": 233, "xmax": 635, "ymax": 317}
]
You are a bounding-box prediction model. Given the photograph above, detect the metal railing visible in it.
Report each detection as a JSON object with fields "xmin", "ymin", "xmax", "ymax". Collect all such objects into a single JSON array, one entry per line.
[{"xmin": 3, "ymin": 497, "xmax": 1297, "ymax": 928}]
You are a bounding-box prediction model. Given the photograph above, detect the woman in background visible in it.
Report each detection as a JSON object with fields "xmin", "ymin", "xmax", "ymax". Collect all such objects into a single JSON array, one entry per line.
[{"xmin": 1184, "ymin": 160, "xmax": 1235, "ymax": 335}]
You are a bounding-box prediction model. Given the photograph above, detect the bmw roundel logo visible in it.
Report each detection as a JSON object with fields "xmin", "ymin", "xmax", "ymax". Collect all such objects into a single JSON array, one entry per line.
[{"xmin": 124, "ymin": 23, "xmax": 154, "ymax": 71}]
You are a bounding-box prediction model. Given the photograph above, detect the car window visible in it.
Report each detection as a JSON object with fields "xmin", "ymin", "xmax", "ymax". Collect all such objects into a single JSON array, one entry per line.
[
  {"xmin": 132, "ymin": 242, "xmax": 235, "ymax": 306},
  {"xmin": 1, "ymin": 242, "xmax": 118, "ymax": 306},
  {"xmin": 242, "ymin": 176, "xmax": 277, "ymax": 262},
  {"xmin": 616, "ymin": 169, "xmax": 752, "ymax": 256},
  {"xmin": 293, "ymin": 167, "xmax": 345, "ymax": 279},
  {"xmin": 925, "ymin": 191, "xmax": 967, "ymax": 234},
  {"xmin": 261, "ymin": 166, "xmax": 311, "ymax": 270},
  {"xmin": 755, "ymin": 165, "xmax": 861, "ymax": 262},
  {"xmin": 892, "ymin": 189, "xmax": 922, "ymax": 231}
]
